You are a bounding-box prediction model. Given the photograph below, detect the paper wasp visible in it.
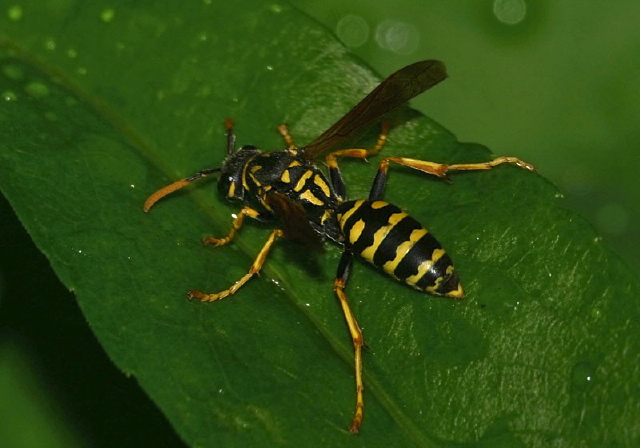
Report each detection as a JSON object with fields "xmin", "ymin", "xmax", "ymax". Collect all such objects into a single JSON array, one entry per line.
[{"xmin": 144, "ymin": 60, "xmax": 535, "ymax": 433}]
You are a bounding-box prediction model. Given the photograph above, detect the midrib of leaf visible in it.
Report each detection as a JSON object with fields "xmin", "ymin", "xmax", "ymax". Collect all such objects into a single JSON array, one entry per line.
[{"xmin": 1, "ymin": 33, "xmax": 441, "ymax": 446}]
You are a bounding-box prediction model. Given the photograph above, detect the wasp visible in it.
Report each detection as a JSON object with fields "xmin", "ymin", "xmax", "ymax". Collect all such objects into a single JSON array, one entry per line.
[{"xmin": 144, "ymin": 60, "xmax": 535, "ymax": 433}]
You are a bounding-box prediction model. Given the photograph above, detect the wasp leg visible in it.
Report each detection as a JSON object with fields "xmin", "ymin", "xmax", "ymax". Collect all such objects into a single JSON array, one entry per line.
[
  {"xmin": 369, "ymin": 155, "xmax": 536, "ymax": 200},
  {"xmin": 189, "ymin": 229, "xmax": 284, "ymax": 302},
  {"xmin": 202, "ymin": 206, "xmax": 265, "ymax": 247},
  {"xmin": 277, "ymin": 124, "xmax": 298, "ymax": 150},
  {"xmin": 143, "ymin": 168, "xmax": 221, "ymax": 212},
  {"xmin": 334, "ymin": 250, "xmax": 365, "ymax": 434},
  {"xmin": 325, "ymin": 122, "xmax": 390, "ymax": 201}
]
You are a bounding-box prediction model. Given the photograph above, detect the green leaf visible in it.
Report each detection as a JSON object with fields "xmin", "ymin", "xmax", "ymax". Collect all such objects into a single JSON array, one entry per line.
[{"xmin": 1, "ymin": 2, "xmax": 638, "ymax": 447}]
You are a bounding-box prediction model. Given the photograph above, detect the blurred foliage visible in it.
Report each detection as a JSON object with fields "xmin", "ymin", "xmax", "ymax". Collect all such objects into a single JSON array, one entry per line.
[{"xmin": 0, "ymin": 343, "xmax": 82, "ymax": 448}]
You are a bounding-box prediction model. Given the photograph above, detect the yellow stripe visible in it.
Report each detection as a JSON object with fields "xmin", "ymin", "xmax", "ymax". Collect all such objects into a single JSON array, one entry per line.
[
  {"xmin": 405, "ymin": 248, "xmax": 446, "ymax": 287},
  {"xmin": 382, "ymin": 227, "xmax": 428, "ymax": 274},
  {"xmin": 299, "ymin": 190, "xmax": 324, "ymax": 205},
  {"xmin": 405, "ymin": 259, "xmax": 434, "ymax": 287},
  {"xmin": 423, "ymin": 264, "xmax": 455, "ymax": 294},
  {"xmin": 349, "ymin": 219, "xmax": 366, "ymax": 244},
  {"xmin": 446, "ymin": 282, "xmax": 465, "ymax": 299},
  {"xmin": 293, "ymin": 170, "xmax": 313, "ymax": 192},
  {"xmin": 281, "ymin": 170, "xmax": 291, "ymax": 183},
  {"xmin": 337, "ymin": 200, "xmax": 365, "ymax": 229},
  {"xmin": 360, "ymin": 212, "xmax": 406, "ymax": 261},
  {"xmin": 320, "ymin": 209, "xmax": 333, "ymax": 224},
  {"xmin": 370, "ymin": 201, "xmax": 388, "ymax": 209},
  {"xmin": 431, "ymin": 248, "xmax": 445, "ymax": 263},
  {"xmin": 288, "ymin": 160, "xmax": 302, "ymax": 167},
  {"xmin": 314, "ymin": 174, "xmax": 331, "ymax": 197}
]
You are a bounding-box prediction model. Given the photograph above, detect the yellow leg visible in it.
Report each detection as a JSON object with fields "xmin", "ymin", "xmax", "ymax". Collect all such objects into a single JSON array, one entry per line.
[
  {"xmin": 377, "ymin": 155, "xmax": 536, "ymax": 179},
  {"xmin": 324, "ymin": 121, "xmax": 390, "ymax": 170},
  {"xmin": 333, "ymin": 251, "xmax": 365, "ymax": 433},
  {"xmin": 277, "ymin": 124, "xmax": 297, "ymax": 149},
  {"xmin": 189, "ymin": 229, "xmax": 284, "ymax": 302},
  {"xmin": 334, "ymin": 277, "xmax": 365, "ymax": 434},
  {"xmin": 202, "ymin": 206, "xmax": 262, "ymax": 247},
  {"xmin": 324, "ymin": 122, "xmax": 390, "ymax": 200}
]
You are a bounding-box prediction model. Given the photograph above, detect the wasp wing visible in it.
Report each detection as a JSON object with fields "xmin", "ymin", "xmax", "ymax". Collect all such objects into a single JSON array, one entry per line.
[
  {"xmin": 264, "ymin": 191, "xmax": 324, "ymax": 252},
  {"xmin": 301, "ymin": 60, "xmax": 447, "ymax": 161}
]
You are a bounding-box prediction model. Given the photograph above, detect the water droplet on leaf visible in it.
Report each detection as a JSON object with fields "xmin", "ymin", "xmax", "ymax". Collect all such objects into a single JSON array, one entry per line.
[
  {"xmin": 493, "ymin": 0, "xmax": 527, "ymax": 25},
  {"xmin": 336, "ymin": 15, "xmax": 369, "ymax": 48},
  {"xmin": 2, "ymin": 90, "xmax": 17, "ymax": 101},
  {"xmin": 100, "ymin": 8, "xmax": 115, "ymax": 23},
  {"xmin": 25, "ymin": 81, "xmax": 49, "ymax": 99},
  {"xmin": 571, "ymin": 361, "xmax": 595, "ymax": 390},
  {"xmin": 7, "ymin": 5, "xmax": 23, "ymax": 21},
  {"xmin": 1, "ymin": 63, "xmax": 24, "ymax": 81}
]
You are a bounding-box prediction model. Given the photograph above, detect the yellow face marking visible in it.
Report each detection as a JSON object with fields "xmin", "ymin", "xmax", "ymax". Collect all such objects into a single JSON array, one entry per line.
[
  {"xmin": 337, "ymin": 200, "xmax": 365, "ymax": 229},
  {"xmin": 248, "ymin": 172, "xmax": 261, "ymax": 189},
  {"xmin": 240, "ymin": 153, "xmax": 260, "ymax": 192},
  {"xmin": 349, "ymin": 219, "xmax": 366, "ymax": 244},
  {"xmin": 299, "ymin": 189, "xmax": 324, "ymax": 205},
  {"xmin": 293, "ymin": 170, "xmax": 313, "ymax": 192},
  {"xmin": 241, "ymin": 164, "xmax": 251, "ymax": 191},
  {"xmin": 382, "ymin": 228, "xmax": 428, "ymax": 274},
  {"xmin": 314, "ymin": 174, "xmax": 331, "ymax": 197},
  {"xmin": 281, "ymin": 170, "xmax": 291, "ymax": 183},
  {"xmin": 370, "ymin": 201, "xmax": 388, "ymax": 209},
  {"xmin": 360, "ymin": 212, "xmax": 407, "ymax": 261},
  {"xmin": 288, "ymin": 160, "xmax": 302, "ymax": 167},
  {"xmin": 227, "ymin": 182, "xmax": 236, "ymax": 198}
]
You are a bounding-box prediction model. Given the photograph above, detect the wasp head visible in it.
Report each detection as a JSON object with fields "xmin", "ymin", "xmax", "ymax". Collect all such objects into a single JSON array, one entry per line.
[{"xmin": 218, "ymin": 145, "xmax": 261, "ymax": 201}]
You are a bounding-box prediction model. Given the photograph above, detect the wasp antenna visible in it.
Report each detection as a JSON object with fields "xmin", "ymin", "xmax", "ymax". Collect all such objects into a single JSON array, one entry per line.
[
  {"xmin": 224, "ymin": 118, "xmax": 236, "ymax": 155},
  {"xmin": 143, "ymin": 179, "xmax": 193, "ymax": 212},
  {"xmin": 143, "ymin": 168, "xmax": 221, "ymax": 212}
]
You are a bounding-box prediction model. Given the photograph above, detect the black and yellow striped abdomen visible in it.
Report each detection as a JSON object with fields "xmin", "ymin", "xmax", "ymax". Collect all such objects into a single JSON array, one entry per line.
[{"xmin": 336, "ymin": 200, "xmax": 464, "ymax": 298}]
